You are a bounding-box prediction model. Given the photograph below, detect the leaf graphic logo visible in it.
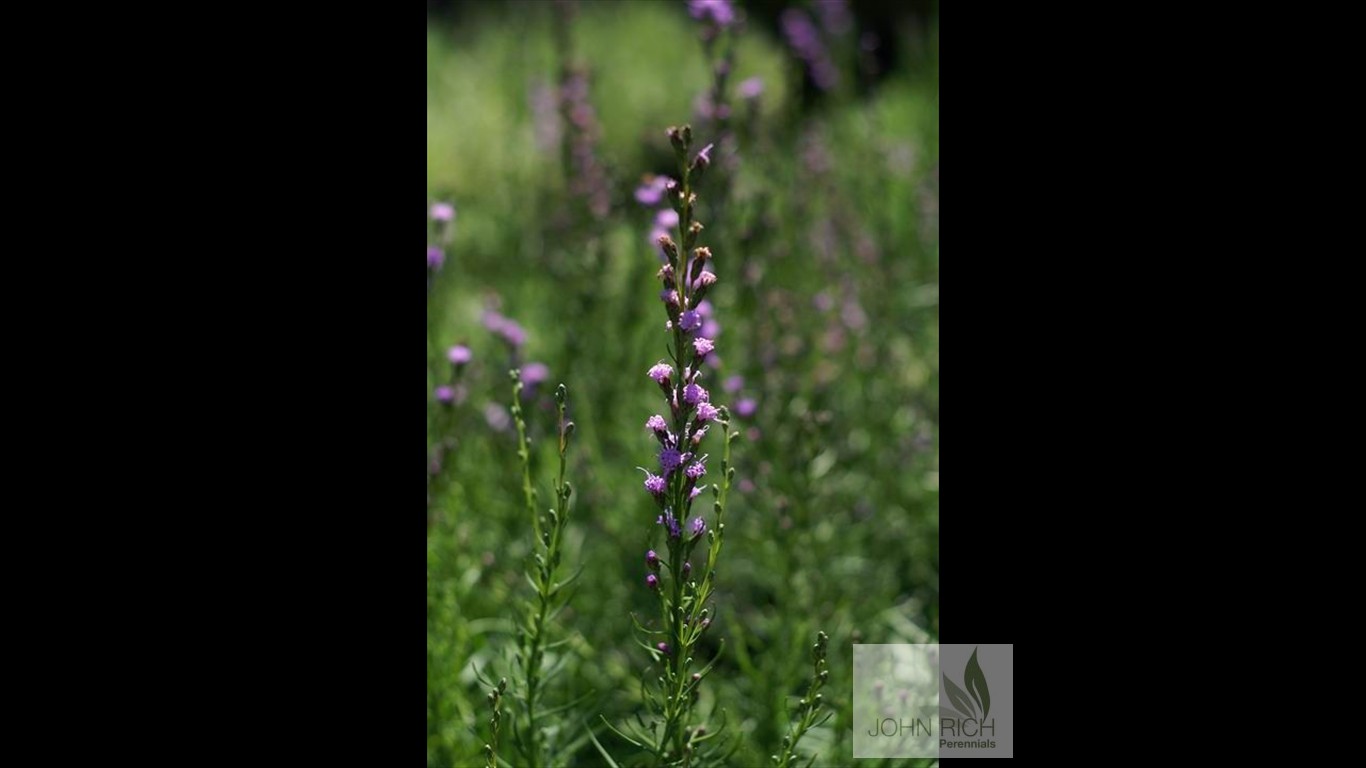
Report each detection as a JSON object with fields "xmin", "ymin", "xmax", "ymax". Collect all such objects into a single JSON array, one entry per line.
[{"xmin": 941, "ymin": 647, "xmax": 990, "ymax": 720}]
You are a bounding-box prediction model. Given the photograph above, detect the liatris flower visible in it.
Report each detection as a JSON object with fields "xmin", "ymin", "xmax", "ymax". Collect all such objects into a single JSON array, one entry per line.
[
  {"xmin": 688, "ymin": 0, "xmax": 735, "ymax": 27},
  {"xmin": 447, "ymin": 345, "xmax": 472, "ymax": 366},
  {"xmin": 657, "ymin": 509, "xmax": 681, "ymax": 539},
  {"xmin": 606, "ymin": 123, "xmax": 741, "ymax": 767},
  {"xmin": 482, "ymin": 310, "xmax": 528, "ymax": 349},
  {"xmin": 430, "ymin": 202, "xmax": 455, "ymax": 222},
  {"xmin": 647, "ymin": 362, "xmax": 674, "ymax": 385},
  {"xmin": 521, "ymin": 362, "xmax": 550, "ymax": 387},
  {"xmin": 635, "ymin": 175, "xmax": 672, "ymax": 206},
  {"xmin": 643, "ymin": 471, "xmax": 667, "ymax": 497},
  {"xmin": 683, "ymin": 381, "xmax": 708, "ymax": 405},
  {"xmin": 738, "ymin": 76, "xmax": 764, "ymax": 100},
  {"xmin": 559, "ymin": 67, "xmax": 611, "ymax": 220},
  {"xmin": 679, "ymin": 310, "xmax": 702, "ymax": 332},
  {"xmin": 782, "ymin": 8, "xmax": 839, "ymax": 91},
  {"xmin": 659, "ymin": 446, "xmax": 686, "ymax": 475},
  {"xmin": 690, "ymin": 517, "xmax": 707, "ymax": 540}
]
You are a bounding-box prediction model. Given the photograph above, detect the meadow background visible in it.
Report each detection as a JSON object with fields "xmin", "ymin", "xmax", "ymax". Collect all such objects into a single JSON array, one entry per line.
[{"xmin": 427, "ymin": 1, "xmax": 938, "ymax": 765}]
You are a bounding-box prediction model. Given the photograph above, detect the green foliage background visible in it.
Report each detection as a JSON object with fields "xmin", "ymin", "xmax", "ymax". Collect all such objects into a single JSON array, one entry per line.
[{"xmin": 428, "ymin": 2, "xmax": 938, "ymax": 765}]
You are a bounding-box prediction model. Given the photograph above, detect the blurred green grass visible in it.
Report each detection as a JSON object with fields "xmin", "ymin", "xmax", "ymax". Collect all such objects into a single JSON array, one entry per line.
[{"xmin": 428, "ymin": 3, "xmax": 938, "ymax": 766}]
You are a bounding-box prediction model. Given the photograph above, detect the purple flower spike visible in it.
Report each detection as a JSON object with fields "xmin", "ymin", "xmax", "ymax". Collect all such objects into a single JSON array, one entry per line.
[
  {"xmin": 695, "ymin": 402, "xmax": 719, "ymax": 422},
  {"xmin": 685, "ymin": 461, "xmax": 707, "ymax": 480},
  {"xmin": 646, "ymin": 573, "xmax": 659, "ymax": 590},
  {"xmin": 643, "ymin": 471, "xmax": 667, "ymax": 496},
  {"xmin": 679, "ymin": 310, "xmax": 702, "ymax": 332},
  {"xmin": 693, "ymin": 337, "xmax": 715, "ymax": 357},
  {"xmin": 646, "ymin": 414, "xmax": 668, "ymax": 432},
  {"xmin": 448, "ymin": 345, "xmax": 472, "ymax": 365},
  {"xmin": 427, "ymin": 246, "xmax": 444, "ymax": 270},
  {"xmin": 648, "ymin": 362, "xmax": 674, "ymax": 384},
  {"xmin": 430, "ymin": 202, "xmax": 455, "ymax": 222},
  {"xmin": 435, "ymin": 385, "xmax": 454, "ymax": 405}
]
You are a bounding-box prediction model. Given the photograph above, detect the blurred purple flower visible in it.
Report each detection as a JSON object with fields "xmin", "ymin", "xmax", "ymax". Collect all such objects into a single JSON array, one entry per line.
[
  {"xmin": 435, "ymin": 385, "xmax": 455, "ymax": 405},
  {"xmin": 736, "ymin": 398, "xmax": 757, "ymax": 418},
  {"xmin": 521, "ymin": 362, "xmax": 550, "ymax": 386},
  {"xmin": 738, "ymin": 76, "xmax": 764, "ymax": 100},
  {"xmin": 430, "ymin": 202, "xmax": 455, "ymax": 222},
  {"xmin": 482, "ymin": 310, "xmax": 527, "ymax": 348},
  {"xmin": 427, "ymin": 246, "xmax": 444, "ymax": 270},
  {"xmin": 723, "ymin": 375, "xmax": 744, "ymax": 394},
  {"xmin": 484, "ymin": 403, "xmax": 512, "ymax": 432},
  {"xmin": 447, "ymin": 345, "xmax": 472, "ymax": 366},
  {"xmin": 635, "ymin": 175, "xmax": 671, "ymax": 206},
  {"xmin": 688, "ymin": 0, "xmax": 735, "ymax": 27},
  {"xmin": 655, "ymin": 208, "xmax": 680, "ymax": 230}
]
